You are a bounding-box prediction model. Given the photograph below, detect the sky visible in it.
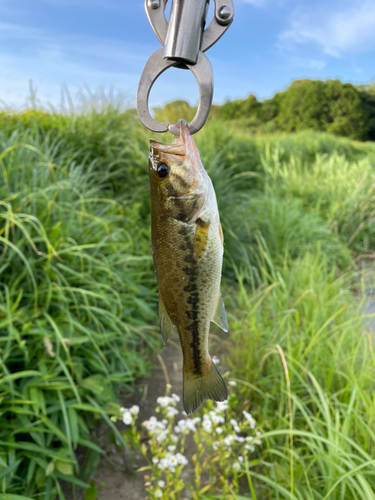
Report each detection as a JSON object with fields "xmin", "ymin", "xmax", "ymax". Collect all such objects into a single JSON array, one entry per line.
[{"xmin": 1, "ymin": 0, "xmax": 375, "ymax": 110}]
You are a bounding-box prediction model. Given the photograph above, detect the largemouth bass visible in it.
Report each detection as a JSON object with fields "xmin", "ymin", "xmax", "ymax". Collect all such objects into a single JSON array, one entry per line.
[{"xmin": 149, "ymin": 120, "xmax": 228, "ymax": 414}]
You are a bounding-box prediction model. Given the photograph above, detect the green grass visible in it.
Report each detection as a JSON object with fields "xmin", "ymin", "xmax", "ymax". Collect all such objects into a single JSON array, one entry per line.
[
  {"xmin": 0, "ymin": 115, "xmax": 157, "ymax": 497},
  {"xmin": 0, "ymin": 107, "xmax": 374, "ymax": 498},
  {"xmin": 225, "ymin": 250, "xmax": 375, "ymax": 498}
]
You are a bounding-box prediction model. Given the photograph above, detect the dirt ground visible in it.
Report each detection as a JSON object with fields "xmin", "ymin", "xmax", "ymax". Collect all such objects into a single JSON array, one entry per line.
[{"xmin": 95, "ymin": 336, "xmax": 192, "ymax": 500}]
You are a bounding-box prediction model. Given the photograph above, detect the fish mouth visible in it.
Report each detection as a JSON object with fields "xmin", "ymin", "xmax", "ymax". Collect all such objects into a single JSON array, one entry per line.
[{"xmin": 150, "ymin": 119, "xmax": 197, "ymax": 159}]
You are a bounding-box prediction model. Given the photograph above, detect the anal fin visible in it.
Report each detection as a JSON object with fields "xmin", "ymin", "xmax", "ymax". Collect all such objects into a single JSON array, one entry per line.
[
  {"xmin": 211, "ymin": 291, "xmax": 228, "ymax": 332},
  {"xmin": 159, "ymin": 294, "xmax": 175, "ymax": 345}
]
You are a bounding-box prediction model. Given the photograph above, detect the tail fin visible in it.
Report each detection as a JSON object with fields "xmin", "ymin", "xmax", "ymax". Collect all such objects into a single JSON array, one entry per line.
[{"xmin": 183, "ymin": 361, "xmax": 228, "ymax": 415}]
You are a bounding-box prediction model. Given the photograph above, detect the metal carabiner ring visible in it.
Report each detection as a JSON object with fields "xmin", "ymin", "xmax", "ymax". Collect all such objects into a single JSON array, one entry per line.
[{"xmin": 136, "ymin": 48, "xmax": 213, "ymax": 135}]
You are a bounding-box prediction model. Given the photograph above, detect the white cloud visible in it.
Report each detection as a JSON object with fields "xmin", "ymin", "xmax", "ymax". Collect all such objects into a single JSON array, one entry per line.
[{"xmin": 280, "ymin": 1, "xmax": 375, "ymax": 58}]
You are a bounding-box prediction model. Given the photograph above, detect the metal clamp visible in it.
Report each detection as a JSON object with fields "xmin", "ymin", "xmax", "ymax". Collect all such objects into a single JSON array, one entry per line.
[{"xmin": 137, "ymin": 0, "xmax": 234, "ymax": 135}]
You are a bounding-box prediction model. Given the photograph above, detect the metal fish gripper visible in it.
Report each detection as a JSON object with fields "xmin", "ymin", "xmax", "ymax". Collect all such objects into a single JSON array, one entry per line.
[{"xmin": 137, "ymin": 0, "xmax": 234, "ymax": 135}]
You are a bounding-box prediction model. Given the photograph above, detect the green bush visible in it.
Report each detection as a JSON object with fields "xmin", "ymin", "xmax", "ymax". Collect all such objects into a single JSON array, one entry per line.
[{"xmin": 275, "ymin": 79, "xmax": 369, "ymax": 141}]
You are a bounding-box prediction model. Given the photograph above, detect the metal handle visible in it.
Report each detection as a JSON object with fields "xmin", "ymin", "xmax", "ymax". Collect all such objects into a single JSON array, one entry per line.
[{"xmin": 164, "ymin": 0, "xmax": 208, "ymax": 64}]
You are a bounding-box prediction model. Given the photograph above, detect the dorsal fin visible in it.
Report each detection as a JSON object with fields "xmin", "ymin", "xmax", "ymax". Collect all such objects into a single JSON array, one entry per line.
[{"xmin": 211, "ymin": 291, "xmax": 228, "ymax": 332}]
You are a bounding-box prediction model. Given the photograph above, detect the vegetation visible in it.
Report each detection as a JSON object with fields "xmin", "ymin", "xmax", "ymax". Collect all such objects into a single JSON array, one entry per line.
[
  {"xmin": 0, "ymin": 105, "xmax": 374, "ymax": 499},
  {"xmin": 157, "ymin": 79, "xmax": 375, "ymax": 141}
]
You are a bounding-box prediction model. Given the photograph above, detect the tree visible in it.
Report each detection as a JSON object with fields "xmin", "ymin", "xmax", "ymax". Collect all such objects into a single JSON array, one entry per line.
[{"xmin": 274, "ymin": 79, "xmax": 369, "ymax": 141}]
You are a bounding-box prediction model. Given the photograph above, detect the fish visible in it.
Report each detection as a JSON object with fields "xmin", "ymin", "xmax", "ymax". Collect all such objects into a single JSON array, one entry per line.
[{"xmin": 149, "ymin": 119, "xmax": 228, "ymax": 414}]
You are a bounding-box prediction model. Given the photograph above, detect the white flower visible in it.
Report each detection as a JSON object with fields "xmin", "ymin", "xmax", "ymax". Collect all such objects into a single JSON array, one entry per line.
[
  {"xmin": 176, "ymin": 453, "xmax": 188, "ymax": 465},
  {"xmin": 256, "ymin": 431, "xmax": 261, "ymax": 436},
  {"xmin": 130, "ymin": 405, "xmax": 139, "ymax": 415},
  {"xmin": 150, "ymin": 416, "xmax": 157, "ymax": 423},
  {"xmin": 158, "ymin": 480, "xmax": 165, "ymax": 488},
  {"xmin": 212, "ymin": 356, "xmax": 220, "ymax": 364},
  {"xmin": 233, "ymin": 462, "xmax": 241, "ymax": 471},
  {"xmin": 202, "ymin": 419, "xmax": 212, "ymax": 432},
  {"xmin": 167, "ymin": 407, "xmax": 179, "ymax": 418},
  {"xmin": 212, "ymin": 441, "xmax": 219, "ymax": 451},
  {"xmin": 169, "ymin": 456, "xmax": 178, "ymax": 467},
  {"xmin": 172, "ymin": 393, "xmax": 180, "ymax": 402},
  {"xmin": 168, "ymin": 445, "xmax": 176, "ymax": 452},
  {"xmin": 224, "ymin": 438, "xmax": 231, "ymax": 447},
  {"xmin": 162, "ymin": 419, "xmax": 168, "ymax": 425},
  {"xmin": 152, "ymin": 458, "xmax": 159, "ymax": 464},
  {"xmin": 245, "ymin": 444, "xmax": 255, "ymax": 452},
  {"xmin": 156, "ymin": 430, "xmax": 168, "ymax": 443},
  {"xmin": 143, "ymin": 420, "xmax": 156, "ymax": 431},
  {"xmin": 224, "ymin": 435, "xmax": 235, "ymax": 447},
  {"xmin": 123, "ymin": 412, "xmax": 132, "ymax": 425},
  {"xmin": 211, "ymin": 414, "xmax": 224, "ymax": 424},
  {"xmin": 144, "ymin": 481, "xmax": 151, "ymax": 487},
  {"xmin": 216, "ymin": 427, "xmax": 223, "ymax": 435},
  {"xmin": 119, "ymin": 407, "xmax": 127, "ymax": 413},
  {"xmin": 158, "ymin": 458, "xmax": 169, "ymax": 469},
  {"xmin": 243, "ymin": 410, "xmax": 256, "ymax": 429},
  {"xmin": 169, "ymin": 467, "xmax": 175, "ymax": 473},
  {"xmin": 155, "ymin": 489, "xmax": 163, "ymax": 498},
  {"xmin": 230, "ymin": 419, "xmax": 241, "ymax": 433},
  {"xmin": 234, "ymin": 435, "xmax": 245, "ymax": 443},
  {"xmin": 185, "ymin": 419, "xmax": 197, "ymax": 432},
  {"xmin": 216, "ymin": 401, "xmax": 228, "ymax": 412},
  {"xmin": 171, "ymin": 434, "xmax": 178, "ymax": 443},
  {"xmin": 238, "ymin": 456, "xmax": 244, "ymax": 463},
  {"xmin": 228, "ymin": 380, "xmax": 237, "ymax": 386},
  {"xmin": 254, "ymin": 439, "xmax": 262, "ymax": 446},
  {"xmin": 246, "ymin": 436, "xmax": 253, "ymax": 442},
  {"xmin": 157, "ymin": 397, "xmax": 174, "ymax": 407}
]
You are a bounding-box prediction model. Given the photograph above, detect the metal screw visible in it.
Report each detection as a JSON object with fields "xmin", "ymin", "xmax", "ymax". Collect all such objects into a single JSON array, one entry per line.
[
  {"xmin": 218, "ymin": 6, "xmax": 231, "ymax": 20},
  {"xmin": 147, "ymin": 0, "xmax": 160, "ymax": 9}
]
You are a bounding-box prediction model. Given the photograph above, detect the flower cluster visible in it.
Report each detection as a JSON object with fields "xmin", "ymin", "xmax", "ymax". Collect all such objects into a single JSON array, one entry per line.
[
  {"xmin": 153, "ymin": 452, "xmax": 188, "ymax": 472},
  {"xmin": 120, "ymin": 405, "xmax": 139, "ymax": 425},
  {"xmin": 120, "ymin": 382, "xmax": 263, "ymax": 500}
]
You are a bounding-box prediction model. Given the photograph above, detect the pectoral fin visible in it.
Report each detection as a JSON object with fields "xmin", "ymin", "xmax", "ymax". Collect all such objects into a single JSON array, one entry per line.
[
  {"xmin": 211, "ymin": 291, "xmax": 228, "ymax": 332},
  {"xmin": 159, "ymin": 294, "xmax": 175, "ymax": 345}
]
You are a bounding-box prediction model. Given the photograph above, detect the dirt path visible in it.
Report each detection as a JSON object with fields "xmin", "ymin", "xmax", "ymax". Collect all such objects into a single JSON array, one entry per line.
[{"xmin": 95, "ymin": 337, "xmax": 186, "ymax": 500}]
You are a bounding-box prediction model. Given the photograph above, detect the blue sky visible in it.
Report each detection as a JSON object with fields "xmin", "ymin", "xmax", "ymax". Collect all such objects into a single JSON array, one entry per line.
[{"xmin": 1, "ymin": 0, "xmax": 375, "ymax": 109}]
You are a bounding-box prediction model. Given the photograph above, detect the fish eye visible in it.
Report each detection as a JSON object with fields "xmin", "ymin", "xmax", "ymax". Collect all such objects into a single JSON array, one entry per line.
[{"xmin": 156, "ymin": 163, "xmax": 169, "ymax": 178}]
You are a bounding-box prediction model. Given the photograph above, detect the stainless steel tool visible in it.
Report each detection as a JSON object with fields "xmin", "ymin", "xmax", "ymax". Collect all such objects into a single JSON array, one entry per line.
[{"xmin": 137, "ymin": 0, "xmax": 234, "ymax": 135}]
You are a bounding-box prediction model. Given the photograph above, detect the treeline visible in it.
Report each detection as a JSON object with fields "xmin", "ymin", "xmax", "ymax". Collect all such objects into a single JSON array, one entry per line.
[{"xmin": 154, "ymin": 79, "xmax": 375, "ymax": 141}]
